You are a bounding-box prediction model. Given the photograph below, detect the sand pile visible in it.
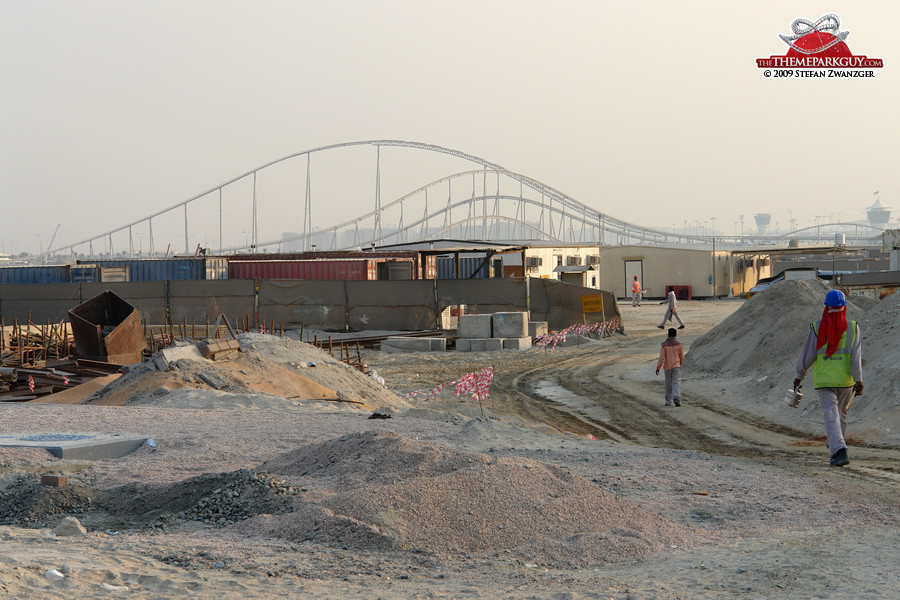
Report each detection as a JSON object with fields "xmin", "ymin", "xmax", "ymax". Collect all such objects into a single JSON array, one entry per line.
[
  {"xmin": 239, "ymin": 430, "xmax": 705, "ymax": 566},
  {"xmin": 687, "ymin": 279, "xmax": 865, "ymax": 377},
  {"xmin": 856, "ymin": 289, "xmax": 900, "ymax": 434},
  {"xmin": 81, "ymin": 334, "xmax": 409, "ymax": 411},
  {"xmin": 688, "ymin": 280, "xmax": 897, "ymax": 444}
]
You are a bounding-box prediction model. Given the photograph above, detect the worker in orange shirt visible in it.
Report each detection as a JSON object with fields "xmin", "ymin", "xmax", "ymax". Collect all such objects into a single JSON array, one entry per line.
[
  {"xmin": 656, "ymin": 327, "xmax": 685, "ymax": 406},
  {"xmin": 631, "ymin": 275, "xmax": 642, "ymax": 306}
]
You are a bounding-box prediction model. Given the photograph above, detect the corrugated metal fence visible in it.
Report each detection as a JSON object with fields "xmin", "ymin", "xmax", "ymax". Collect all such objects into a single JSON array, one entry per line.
[{"xmin": 0, "ymin": 279, "xmax": 620, "ymax": 332}]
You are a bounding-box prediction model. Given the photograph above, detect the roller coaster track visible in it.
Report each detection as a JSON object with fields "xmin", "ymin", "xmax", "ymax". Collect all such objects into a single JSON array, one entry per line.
[{"xmin": 44, "ymin": 140, "xmax": 885, "ymax": 258}]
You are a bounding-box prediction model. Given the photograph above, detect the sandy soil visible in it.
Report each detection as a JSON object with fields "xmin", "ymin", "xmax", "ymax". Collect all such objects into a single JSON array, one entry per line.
[{"xmin": 0, "ymin": 298, "xmax": 898, "ymax": 599}]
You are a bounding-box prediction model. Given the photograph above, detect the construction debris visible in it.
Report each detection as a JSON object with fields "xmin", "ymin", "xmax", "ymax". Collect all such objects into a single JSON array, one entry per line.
[
  {"xmin": 199, "ymin": 339, "xmax": 241, "ymax": 361},
  {"xmin": 68, "ymin": 290, "xmax": 147, "ymax": 365},
  {"xmin": 1, "ymin": 319, "xmax": 75, "ymax": 367}
]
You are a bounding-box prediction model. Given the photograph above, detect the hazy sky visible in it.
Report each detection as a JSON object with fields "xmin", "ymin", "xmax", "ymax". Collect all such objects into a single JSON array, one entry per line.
[{"xmin": 2, "ymin": 1, "xmax": 898, "ymax": 255}]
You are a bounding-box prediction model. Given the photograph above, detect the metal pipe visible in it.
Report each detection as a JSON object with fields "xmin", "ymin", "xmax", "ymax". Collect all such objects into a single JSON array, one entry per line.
[{"xmin": 0, "ymin": 367, "xmax": 18, "ymax": 382}]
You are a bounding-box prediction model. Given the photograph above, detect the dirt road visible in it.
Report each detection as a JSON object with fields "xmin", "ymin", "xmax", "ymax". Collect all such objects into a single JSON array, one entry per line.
[
  {"xmin": 485, "ymin": 300, "xmax": 900, "ymax": 488},
  {"xmin": 1, "ymin": 300, "xmax": 895, "ymax": 599}
]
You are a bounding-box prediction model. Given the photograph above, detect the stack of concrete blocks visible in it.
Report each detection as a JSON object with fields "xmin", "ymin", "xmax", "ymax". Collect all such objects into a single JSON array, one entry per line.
[
  {"xmin": 529, "ymin": 321, "xmax": 548, "ymax": 338},
  {"xmin": 456, "ymin": 312, "xmax": 534, "ymax": 352},
  {"xmin": 380, "ymin": 336, "xmax": 447, "ymax": 353}
]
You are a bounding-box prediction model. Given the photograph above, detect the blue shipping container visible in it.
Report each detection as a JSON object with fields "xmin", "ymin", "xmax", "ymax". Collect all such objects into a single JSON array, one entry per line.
[
  {"xmin": 77, "ymin": 258, "xmax": 228, "ymax": 281},
  {"xmin": 436, "ymin": 256, "xmax": 489, "ymax": 279},
  {"xmin": 0, "ymin": 265, "xmax": 72, "ymax": 284},
  {"xmin": 69, "ymin": 265, "xmax": 100, "ymax": 283},
  {"xmin": 79, "ymin": 258, "xmax": 205, "ymax": 281}
]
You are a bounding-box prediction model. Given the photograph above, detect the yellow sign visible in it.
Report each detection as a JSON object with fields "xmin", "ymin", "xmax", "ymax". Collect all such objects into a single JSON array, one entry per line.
[{"xmin": 581, "ymin": 294, "xmax": 604, "ymax": 314}]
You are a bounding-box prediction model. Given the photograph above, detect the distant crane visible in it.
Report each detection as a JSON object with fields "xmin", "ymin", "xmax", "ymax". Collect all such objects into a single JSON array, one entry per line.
[{"xmin": 45, "ymin": 224, "xmax": 60, "ymax": 259}]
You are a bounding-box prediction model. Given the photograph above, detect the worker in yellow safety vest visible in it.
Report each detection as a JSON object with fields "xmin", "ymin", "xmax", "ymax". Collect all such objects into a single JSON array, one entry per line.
[
  {"xmin": 631, "ymin": 275, "xmax": 642, "ymax": 307},
  {"xmin": 793, "ymin": 290, "xmax": 863, "ymax": 467}
]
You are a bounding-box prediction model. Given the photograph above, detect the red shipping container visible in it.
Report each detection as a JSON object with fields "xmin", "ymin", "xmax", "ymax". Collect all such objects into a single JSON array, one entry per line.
[
  {"xmin": 223, "ymin": 251, "xmax": 434, "ymax": 280},
  {"xmin": 229, "ymin": 259, "xmax": 376, "ymax": 281}
]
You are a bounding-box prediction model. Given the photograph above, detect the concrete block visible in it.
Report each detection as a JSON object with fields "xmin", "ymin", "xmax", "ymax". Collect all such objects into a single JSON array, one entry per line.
[
  {"xmin": 529, "ymin": 321, "xmax": 549, "ymax": 338},
  {"xmin": 485, "ymin": 338, "xmax": 504, "ymax": 351},
  {"xmin": 502, "ymin": 336, "xmax": 533, "ymax": 350},
  {"xmin": 468, "ymin": 338, "xmax": 504, "ymax": 351},
  {"xmin": 455, "ymin": 339, "xmax": 473, "ymax": 352},
  {"xmin": 458, "ymin": 314, "xmax": 492, "ymax": 339},
  {"xmin": 381, "ymin": 337, "xmax": 446, "ymax": 353},
  {"xmin": 492, "ymin": 312, "xmax": 528, "ymax": 338}
]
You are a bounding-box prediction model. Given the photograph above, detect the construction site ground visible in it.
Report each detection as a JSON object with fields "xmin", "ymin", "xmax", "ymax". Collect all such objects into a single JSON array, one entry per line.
[{"xmin": 0, "ymin": 294, "xmax": 897, "ymax": 599}]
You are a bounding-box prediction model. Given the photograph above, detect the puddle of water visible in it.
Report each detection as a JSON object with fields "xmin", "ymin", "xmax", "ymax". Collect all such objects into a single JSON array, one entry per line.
[{"xmin": 532, "ymin": 380, "xmax": 612, "ymax": 422}]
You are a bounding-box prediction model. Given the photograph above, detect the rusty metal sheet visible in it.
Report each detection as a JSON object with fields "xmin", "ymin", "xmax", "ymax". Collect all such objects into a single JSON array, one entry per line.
[{"xmin": 68, "ymin": 291, "xmax": 147, "ymax": 365}]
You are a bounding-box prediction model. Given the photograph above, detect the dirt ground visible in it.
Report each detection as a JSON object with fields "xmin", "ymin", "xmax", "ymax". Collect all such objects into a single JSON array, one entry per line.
[{"xmin": 0, "ymin": 299, "xmax": 898, "ymax": 599}]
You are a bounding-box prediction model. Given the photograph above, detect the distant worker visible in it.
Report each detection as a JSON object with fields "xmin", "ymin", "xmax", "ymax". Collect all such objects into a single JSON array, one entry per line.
[
  {"xmin": 656, "ymin": 327, "xmax": 684, "ymax": 406},
  {"xmin": 631, "ymin": 275, "xmax": 643, "ymax": 306},
  {"xmin": 657, "ymin": 290, "xmax": 685, "ymax": 329},
  {"xmin": 793, "ymin": 289, "xmax": 863, "ymax": 467}
]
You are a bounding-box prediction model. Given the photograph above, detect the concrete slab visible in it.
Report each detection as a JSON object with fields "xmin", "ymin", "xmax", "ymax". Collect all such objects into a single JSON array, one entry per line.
[
  {"xmin": 492, "ymin": 312, "xmax": 529, "ymax": 338},
  {"xmin": 458, "ymin": 314, "xmax": 492, "ymax": 339},
  {"xmin": 502, "ymin": 336, "xmax": 533, "ymax": 350},
  {"xmin": 381, "ymin": 337, "xmax": 446, "ymax": 353},
  {"xmin": 529, "ymin": 321, "xmax": 549, "ymax": 338},
  {"xmin": 0, "ymin": 432, "xmax": 150, "ymax": 460}
]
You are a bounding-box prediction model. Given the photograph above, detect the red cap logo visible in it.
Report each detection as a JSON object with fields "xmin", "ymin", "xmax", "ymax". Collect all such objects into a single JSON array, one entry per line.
[{"xmin": 757, "ymin": 14, "xmax": 883, "ymax": 74}]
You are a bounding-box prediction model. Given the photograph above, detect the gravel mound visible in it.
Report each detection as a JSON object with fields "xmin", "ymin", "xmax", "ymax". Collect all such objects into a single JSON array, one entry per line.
[
  {"xmin": 0, "ymin": 475, "xmax": 97, "ymax": 527},
  {"xmin": 150, "ymin": 469, "xmax": 298, "ymax": 529},
  {"xmin": 259, "ymin": 427, "xmax": 493, "ymax": 487},
  {"xmin": 0, "ymin": 469, "xmax": 298, "ymax": 532},
  {"xmin": 244, "ymin": 430, "xmax": 705, "ymax": 566}
]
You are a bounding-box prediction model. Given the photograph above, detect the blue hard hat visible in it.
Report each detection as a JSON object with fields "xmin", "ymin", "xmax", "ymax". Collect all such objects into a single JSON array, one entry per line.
[{"xmin": 824, "ymin": 289, "xmax": 847, "ymax": 307}]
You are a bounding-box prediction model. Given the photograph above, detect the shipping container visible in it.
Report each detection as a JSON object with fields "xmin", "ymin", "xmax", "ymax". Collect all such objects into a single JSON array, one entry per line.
[
  {"xmin": 76, "ymin": 257, "xmax": 227, "ymax": 281},
  {"xmin": 229, "ymin": 259, "xmax": 378, "ymax": 281},
  {"xmin": 436, "ymin": 255, "xmax": 490, "ymax": 279},
  {"xmin": 222, "ymin": 251, "xmax": 434, "ymax": 279},
  {"xmin": 382, "ymin": 261, "xmax": 413, "ymax": 280},
  {"xmin": 0, "ymin": 265, "xmax": 72, "ymax": 284},
  {"xmin": 100, "ymin": 266, "xmax": 129, "ymax": 282},
  {"xmin": 69, "ymin": 265, "xmax": 101, "ymax": 283},
  {"xmin": 204, "ymin": 257, "xmax": 229, "ymax": 280}
]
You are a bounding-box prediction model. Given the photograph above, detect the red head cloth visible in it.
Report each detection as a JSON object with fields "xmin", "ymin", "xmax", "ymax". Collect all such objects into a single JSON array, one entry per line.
[{"xmin": 816, "ymin": 305, "xmax": 847, "ymax": 357}]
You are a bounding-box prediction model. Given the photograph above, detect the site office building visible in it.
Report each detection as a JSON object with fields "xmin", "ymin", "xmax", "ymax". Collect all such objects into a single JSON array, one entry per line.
[
  {"xmin": 502, "ymin": 245, "xmax": 603, "ymax": 289},
  {"xmin": 508, "ymin": 244, "xmax": 767, "ymax": 300},
  {"xmin": 587, "ymin": 245, "xmax": 769, "ymax": 300}
]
